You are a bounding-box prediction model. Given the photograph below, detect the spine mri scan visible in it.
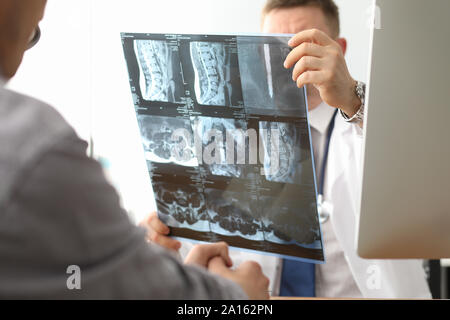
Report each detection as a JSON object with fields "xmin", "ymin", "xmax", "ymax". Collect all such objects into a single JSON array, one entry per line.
[
  {"xmin": 190, "ymin": 42, "xmax": 231, "ymax": 106},
  {"xmin": 122, "ymin": 33, "xmax": 323, "ymax": 262},
  {"xmin": 135, "ymin": 40, "xmax": 177, "ymax": 103}
]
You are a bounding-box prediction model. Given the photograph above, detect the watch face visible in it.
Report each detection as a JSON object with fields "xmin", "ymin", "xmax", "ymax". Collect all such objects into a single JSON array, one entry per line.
[
  {"xmin": 339, "ymin": 81, "xmax": 366, "ymax": 124},
  {"xmin": 356, "ymin": 81, "xmax": 366, "ymax": 103}
]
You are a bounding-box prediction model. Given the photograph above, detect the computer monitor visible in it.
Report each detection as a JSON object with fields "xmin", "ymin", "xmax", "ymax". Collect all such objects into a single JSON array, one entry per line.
[{"xmin": 357, "ymin": 0, "xmax": 450, "ymax": 259}]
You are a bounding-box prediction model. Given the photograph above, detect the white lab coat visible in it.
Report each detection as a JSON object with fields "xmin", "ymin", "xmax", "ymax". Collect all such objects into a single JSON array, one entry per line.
[{"xmin": 179, "ymin": 112, "xmax": 432, "ymax": 299}]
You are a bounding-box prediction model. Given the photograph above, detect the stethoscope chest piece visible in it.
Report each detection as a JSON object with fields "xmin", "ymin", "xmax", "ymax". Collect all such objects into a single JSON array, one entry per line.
[{"xmin": 318, "ymin": 194, "xmax": 331, "ymax": 224}]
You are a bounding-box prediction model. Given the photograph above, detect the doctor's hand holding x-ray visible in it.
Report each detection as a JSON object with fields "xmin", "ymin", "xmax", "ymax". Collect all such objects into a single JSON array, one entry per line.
[{"xmin": 283, "ymin": 29, "xmax": 362, "ymax": 121}]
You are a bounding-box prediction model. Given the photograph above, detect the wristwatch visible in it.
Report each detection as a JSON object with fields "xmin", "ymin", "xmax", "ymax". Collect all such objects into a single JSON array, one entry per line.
[{"xmin": 340, "ymin": 80, "xmax": 366, "ymax": 123}]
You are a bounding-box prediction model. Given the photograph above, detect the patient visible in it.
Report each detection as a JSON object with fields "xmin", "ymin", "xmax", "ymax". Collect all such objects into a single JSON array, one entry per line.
[{"xmin": 0, "ymin": 0, "xmax": 269, "ymax": 299}]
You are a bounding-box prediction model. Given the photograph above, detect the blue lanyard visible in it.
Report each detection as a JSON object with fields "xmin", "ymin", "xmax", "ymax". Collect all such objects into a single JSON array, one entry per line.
[{"xmin": 318, "ymin": 109, "xmax": 339, "ymax": 196}]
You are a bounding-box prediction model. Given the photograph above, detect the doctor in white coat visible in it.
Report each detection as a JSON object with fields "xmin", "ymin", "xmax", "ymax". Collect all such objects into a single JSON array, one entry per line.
[{"xmin": 142, "ymin": 0, "xmax": 431, "ymax": 298}]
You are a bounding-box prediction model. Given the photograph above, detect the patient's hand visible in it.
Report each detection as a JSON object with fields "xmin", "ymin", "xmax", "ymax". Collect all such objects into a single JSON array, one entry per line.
[
  {"xmin": 186, "ymin": 242, "xmax": 269, "ymax": 299},
  {"xmin": 184, "ymin": 242, "xmax": 233, "ymax": 268},
  {"xmin": 140, "ymin": 211, "xmax": 181, "ymax": 251},
  {"xmin": 208, "ymin": 257, "xmax": 270, "ymax": 300}
]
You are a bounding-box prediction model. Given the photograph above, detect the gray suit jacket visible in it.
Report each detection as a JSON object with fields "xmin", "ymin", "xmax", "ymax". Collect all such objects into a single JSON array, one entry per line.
[{"xmin": 0, "ymin": 85, "xmax": 246, "ymax": 299}]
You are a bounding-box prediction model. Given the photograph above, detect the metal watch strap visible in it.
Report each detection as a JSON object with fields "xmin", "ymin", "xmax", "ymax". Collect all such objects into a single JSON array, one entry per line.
[{"xmin": 340, "ymin": 81, "xmax": 366, "ymax": 123}]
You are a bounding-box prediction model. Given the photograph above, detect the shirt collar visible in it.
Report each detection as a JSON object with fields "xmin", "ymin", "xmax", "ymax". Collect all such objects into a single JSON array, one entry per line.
[{"xmin": 308, "ymin": 102, "xmax": 336, "ymax": 134}]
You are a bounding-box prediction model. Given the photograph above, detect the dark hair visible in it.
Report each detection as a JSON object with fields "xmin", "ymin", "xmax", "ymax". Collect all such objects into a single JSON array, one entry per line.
[{"xmin": 262, "ymin": 0, "xmax": 340, "ymax": 37}]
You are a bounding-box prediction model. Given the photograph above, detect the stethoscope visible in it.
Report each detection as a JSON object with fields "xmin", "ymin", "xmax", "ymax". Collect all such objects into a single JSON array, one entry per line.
[{"xmin": 317, "ymin": 109, "xmax": 339, "ymax": 224}]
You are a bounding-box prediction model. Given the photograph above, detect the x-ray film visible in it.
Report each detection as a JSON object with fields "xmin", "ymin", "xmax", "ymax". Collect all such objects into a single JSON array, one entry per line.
[{"xmin": 122, "ymin": 33, "xmax": 324, "ymax": 263}]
